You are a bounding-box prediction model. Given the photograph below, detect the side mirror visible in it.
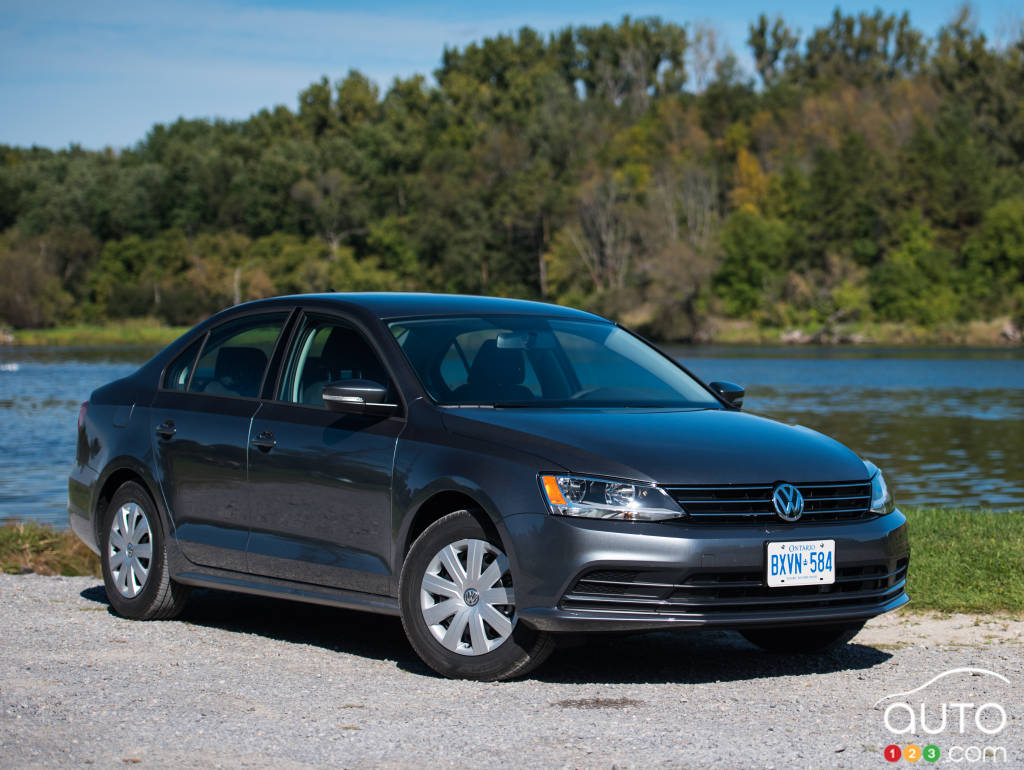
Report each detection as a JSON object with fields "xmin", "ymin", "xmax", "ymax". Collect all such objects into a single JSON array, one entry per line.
[
  {"xmin": 322, "ymin": 380, "xmax": 397, "ymax": 416},
  {"xmin": 710, "ymin": 381, "xmax": 744, "ymax": 409}
]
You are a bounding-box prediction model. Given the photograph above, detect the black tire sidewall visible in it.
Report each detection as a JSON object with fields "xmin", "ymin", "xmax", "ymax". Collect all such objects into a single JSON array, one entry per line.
[
  {"xmin": 100, "ymin": 481, "xmax": 170, "ymax": 618},
  {"xmin": 399, "ymin": 511, "xmax": 546, "ymax": 680}
]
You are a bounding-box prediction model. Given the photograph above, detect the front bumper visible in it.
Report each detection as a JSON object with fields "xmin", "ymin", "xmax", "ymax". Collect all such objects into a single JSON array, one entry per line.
[{"xmin": 506, "ymin": 508, "xmax": 909, "ymax": 633}]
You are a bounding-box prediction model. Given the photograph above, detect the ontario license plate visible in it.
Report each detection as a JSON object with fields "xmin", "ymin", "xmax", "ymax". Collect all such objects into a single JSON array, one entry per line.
[{"xmin": 766, "ymin": 540, "xmax": 835, "ymax": 587}]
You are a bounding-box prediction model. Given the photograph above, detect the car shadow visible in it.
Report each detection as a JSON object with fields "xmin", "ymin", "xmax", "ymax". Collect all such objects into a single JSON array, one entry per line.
[
  {"xmin": 79, "ymin": 584, "xmax": 419, "ymax": 669},
  {"xmin": 79, "ymin": 584, "xmax": 891, "ymax": 684},
  {"xmin": 533, "ymin": 630, "xmax": 891, "ymax": 685}
]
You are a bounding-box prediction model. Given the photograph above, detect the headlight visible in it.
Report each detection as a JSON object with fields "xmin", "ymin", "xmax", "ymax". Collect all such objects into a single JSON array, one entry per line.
[
  {"xmin": 539, "ymin": 474, "xmax": 684, "ymax": 521},
  {"xmin": 863, "ymin": 460, "xmax": 896, "ymax": 515}
]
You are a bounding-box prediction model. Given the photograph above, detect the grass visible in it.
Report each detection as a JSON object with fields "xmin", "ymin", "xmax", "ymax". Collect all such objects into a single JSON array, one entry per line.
[
  {"xmin": 5, "ymin": 320, "xmax": 188, "ymax": 347},
  {"xmin": 902, "ymin": 506, "xmax": 1024, "ymax": 614},
  {"xmin": 0, "ymin": 520, "xmax": 100, "ymax": 577},
  {"xmin": 1, "ymin": 508, "xmax": 1022, "ymax": 614}
]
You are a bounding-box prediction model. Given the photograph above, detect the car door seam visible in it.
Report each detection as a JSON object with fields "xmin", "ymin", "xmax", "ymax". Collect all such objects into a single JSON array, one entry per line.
[{"xmin": 244, "ymin": 406, "xmax": 261, "ymax": 559}]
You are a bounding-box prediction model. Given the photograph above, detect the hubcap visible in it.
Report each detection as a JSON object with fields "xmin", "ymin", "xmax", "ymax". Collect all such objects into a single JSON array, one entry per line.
[
  {"xmin": 420, "ymin": 538, "xmax": 516, "ymax": 656},
  {"xmin": 108, "ymin": 502, "xmax": 153, "ymax": 598}
]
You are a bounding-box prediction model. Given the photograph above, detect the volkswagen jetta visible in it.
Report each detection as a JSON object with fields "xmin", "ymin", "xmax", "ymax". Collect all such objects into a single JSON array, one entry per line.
[{"xmin": 69, "ymin": 293, "xmax": 908, "ymax": 680}]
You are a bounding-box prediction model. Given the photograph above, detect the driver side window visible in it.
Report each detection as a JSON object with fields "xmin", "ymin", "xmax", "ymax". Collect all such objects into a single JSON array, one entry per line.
[{"xmin": 279, "ymin": 315, "xmax": 390, "ymax": 407}]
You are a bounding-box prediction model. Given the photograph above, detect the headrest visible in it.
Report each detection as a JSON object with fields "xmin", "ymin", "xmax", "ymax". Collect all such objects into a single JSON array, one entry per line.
[
  {"xmin": 320, "ymin": 327, "xmax": 387, "ymax": 384},
  {"xmin": 468, "ymin": 339, "xmax": 525, "ymax": 386},
  {"xmin": 214, "ymin": 346, "xmax": 268, "ymax": 396}
]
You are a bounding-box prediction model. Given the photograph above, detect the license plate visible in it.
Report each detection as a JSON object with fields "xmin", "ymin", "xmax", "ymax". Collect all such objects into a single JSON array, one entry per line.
[{"xmin": 766, "ymin": 540, "xmax": 835, "ymax": 587}]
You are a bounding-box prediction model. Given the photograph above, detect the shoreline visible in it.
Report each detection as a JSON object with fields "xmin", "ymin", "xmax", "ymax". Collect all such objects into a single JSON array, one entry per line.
[
  {"xmin": 3, "ymin": 318, "xmax": 1022, "ymax": 349},
  {"xmin": 0, "ymin": 321, "xmax": 190, "ymax": 348},
  {"xmin": 704, "ymin": 316, "xmax": 1024, "ymax": 347}
]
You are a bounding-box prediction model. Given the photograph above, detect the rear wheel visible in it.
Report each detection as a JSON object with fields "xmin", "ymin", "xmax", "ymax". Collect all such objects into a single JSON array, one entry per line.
[
  {"xmin": 741, "ymin": 620, "xmax": 865, "ymax": 653},
  {"xmin": 399, "ymin": 510, "xmax": 554, "ymax": 680},
  {"xmin": 100, "ymin": 481, "xmax": 189, "ymax": 620}
]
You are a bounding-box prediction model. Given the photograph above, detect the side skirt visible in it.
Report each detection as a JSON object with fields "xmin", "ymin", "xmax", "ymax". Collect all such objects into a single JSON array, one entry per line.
[{"xmin": 174, "ymin": 568, "xmax": 400, "ymax": 617}]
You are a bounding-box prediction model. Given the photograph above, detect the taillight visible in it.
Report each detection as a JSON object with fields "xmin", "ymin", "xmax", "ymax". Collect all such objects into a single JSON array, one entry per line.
[{"xmin": 78, "ymin": 401, "xmax": 89, "ymax": 431}]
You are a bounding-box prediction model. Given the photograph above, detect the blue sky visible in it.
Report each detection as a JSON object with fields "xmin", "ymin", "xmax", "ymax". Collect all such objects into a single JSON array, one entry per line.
[{"xmin": 1, "ymin": 0, "xmax": 1019, "ymax": 150}]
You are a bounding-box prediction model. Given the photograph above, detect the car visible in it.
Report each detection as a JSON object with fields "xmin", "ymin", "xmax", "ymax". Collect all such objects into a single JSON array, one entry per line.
[{"xmin": 69, "ymin": 293, "xmax": 909, "ymax": 680}]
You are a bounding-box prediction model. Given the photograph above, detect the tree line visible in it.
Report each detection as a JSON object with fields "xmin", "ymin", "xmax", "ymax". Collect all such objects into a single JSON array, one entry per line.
[{"xmin": 1, "ymin": 6, "xmax": 1022, "ymax": 339}]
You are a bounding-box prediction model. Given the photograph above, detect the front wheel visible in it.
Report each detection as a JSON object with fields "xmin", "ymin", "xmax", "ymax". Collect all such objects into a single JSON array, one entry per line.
[
  {"xmin": 399, "ymin": 510, "xmax": 554, "ymax": 680},
  {"xmin": 741, "ymin": 620, "xmax": 866, "ymax": 653},
  {"xmin": 100, "ymin": 481, "xmax": 189, "ymax": 620}
]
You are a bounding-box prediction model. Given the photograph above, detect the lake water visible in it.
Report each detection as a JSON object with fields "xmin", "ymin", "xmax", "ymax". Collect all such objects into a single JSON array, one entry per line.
[{"xmin": 1, "ymin": 345, "xmax": 1021, "ymax": 526}]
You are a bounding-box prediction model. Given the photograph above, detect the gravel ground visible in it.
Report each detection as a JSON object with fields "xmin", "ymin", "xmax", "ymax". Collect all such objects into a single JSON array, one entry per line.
[{"xmin": 1, "ymin": 574, "xmax": 1021, "ymax": 769}]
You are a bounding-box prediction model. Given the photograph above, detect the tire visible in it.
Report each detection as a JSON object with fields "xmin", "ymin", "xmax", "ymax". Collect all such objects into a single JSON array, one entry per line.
[
  {"xmin": 100, "ymin": 481, "xmax": 189, "ymax": 620},
  {"xmin": 399, "ymin": 510, "xmax": 554, "ymax": 681},
  {"xmin": 740, "ymin": 620, "xmax": 866, "ymax": 653}
]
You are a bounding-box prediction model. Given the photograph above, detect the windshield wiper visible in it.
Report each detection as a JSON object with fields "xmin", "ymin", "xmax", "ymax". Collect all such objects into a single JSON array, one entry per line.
[
  {"xmin": 491, "ymin": 401, "xmax": 568, "ymax": 408},
  {"xmin": 490, "ymin": 400, "xmax": 691, "ymax": 409}
]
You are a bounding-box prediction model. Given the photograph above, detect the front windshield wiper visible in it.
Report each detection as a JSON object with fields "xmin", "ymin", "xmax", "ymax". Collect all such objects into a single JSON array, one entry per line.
[
  {"xmin": 489, "ymin": 400, "xmax": 705, "ymax": 409},
  {"xmin": 490, "ymin": 401, "xmax": 568, "ymax": 408}
]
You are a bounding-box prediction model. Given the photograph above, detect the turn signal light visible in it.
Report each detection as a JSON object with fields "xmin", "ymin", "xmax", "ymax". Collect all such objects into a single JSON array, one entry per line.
[{"xmin": 541, "ymin": 475, "xmax": 566, "ymax": 505}]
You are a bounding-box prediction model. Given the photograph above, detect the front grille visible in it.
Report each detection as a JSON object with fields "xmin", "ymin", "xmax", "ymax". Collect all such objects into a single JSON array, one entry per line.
[
  {"xmin": 664, "ymin": 481, "xmax": 873, "ymax": 523},
  {"xmin": 561, "ymin": 558, "xmax": 908, "ymax": 616}
]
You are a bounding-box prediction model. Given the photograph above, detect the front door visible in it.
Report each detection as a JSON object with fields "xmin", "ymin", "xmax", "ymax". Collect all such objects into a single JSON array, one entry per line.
[
  {"xmin": 246, "ymin": 313, "xmax": 402, "ymax": 594},
  {"xmin": 151, "ymin": 312, "xmax": 289, "ymax": 571}
]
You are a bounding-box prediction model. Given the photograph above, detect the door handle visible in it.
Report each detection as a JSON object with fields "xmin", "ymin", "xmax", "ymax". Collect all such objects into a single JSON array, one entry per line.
[
  {"xmin": 155, "ymin": 420, "xmax": 176, "ymax": 439},
  {"xmin": 251, "ymin": 430, "xmax": 276, "ymax": 452}
]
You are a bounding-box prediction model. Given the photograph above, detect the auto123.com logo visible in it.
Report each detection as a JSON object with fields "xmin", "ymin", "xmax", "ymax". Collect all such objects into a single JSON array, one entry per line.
[{"xmin": 875, "ymin": 668, "xmax": 1012, "ymax": 764}]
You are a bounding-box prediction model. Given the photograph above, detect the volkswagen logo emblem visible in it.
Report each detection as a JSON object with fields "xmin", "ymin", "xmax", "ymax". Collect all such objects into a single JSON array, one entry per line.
[{"xmin": 772, "ymin": 483, "xmax": 804, "ymax": 522}]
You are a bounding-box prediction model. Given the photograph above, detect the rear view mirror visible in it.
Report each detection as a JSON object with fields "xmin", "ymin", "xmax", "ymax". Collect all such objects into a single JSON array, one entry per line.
[
  {"xmin": 710, "ymin": 381, "xmax": 744, "ymax": 409},
  {"xmin": 496, "ymin": 331, "xmax": 556, "ymax": 350},
  {"xmin": 322, "ymin": 380, "xmax": 397, "ymax": 416}
]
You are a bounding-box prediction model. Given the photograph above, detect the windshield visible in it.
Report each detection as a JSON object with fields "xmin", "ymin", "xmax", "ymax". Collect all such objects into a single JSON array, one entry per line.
[{"xmin": 388, "ymin": 316, "xmax": 721, "ymax": 409}]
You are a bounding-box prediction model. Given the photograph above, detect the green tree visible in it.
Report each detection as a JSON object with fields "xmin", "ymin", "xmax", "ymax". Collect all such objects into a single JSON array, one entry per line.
[
  {"xmin": 747, "ymin": 14, "xmax": 799, "ymax": 87},
  {"xmin": 714, "ymin": 209, "xmax": 791, "ymax": 317},
  {"xmin": 0, "ymin": 232, "xmax": 73, "ymax": 327},
  {"xmin": 797, "ymin": 9, "xmax": 927, "ymax": 87},
  {"xmin": 291, "ymin": 169, "xmax": 368, "ymax": 254},
  {"xmin": 0, "ymin": 11, "xmax": 1021, "ymax": 339},
  {"xmin": 870, "ymin": 214, "xmax": 960, "ymax": 324},
  {"xmin": 963, "ymin": 197, "xmax": 1024, "ymax": 312}
]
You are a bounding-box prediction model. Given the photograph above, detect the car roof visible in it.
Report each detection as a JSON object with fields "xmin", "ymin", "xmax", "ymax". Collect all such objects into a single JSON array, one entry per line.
[{"xmin": 237, "ymin": 292, "xmax": 610, "ymax": 322}]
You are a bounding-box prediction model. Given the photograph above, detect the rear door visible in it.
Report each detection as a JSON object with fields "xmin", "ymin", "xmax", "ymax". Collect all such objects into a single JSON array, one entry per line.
[
  {"xmin": 245, "ymin": 312, "xmax": 403, "ymax": 594},
  {"xmin": 151, "ymin": 312, "xmax": 290, "ymax": 571}
]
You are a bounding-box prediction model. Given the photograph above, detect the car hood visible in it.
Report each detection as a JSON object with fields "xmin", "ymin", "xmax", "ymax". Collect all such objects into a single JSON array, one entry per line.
[{"xmin": 441, "ymin": 407, "xmax": 869, "ymax": 485}]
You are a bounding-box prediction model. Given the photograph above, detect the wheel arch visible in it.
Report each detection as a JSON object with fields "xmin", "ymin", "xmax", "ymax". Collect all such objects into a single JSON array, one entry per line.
[
  {"xmin": 401, "ymin": 490, "xmax": 502, "ymax": 559},
  {"xmin": 92, "ymin": 460, "xmax": 168, "ymax": 547}
]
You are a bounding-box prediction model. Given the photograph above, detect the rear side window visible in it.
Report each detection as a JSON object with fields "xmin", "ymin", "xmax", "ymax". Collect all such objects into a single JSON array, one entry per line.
[
  {"xmin": 162, "ymin": 337, "xmax": 204, "ymax": 391},
  {"xmin": 188, "ymin": 314, "xmax": 287, "ymax": 398}
]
